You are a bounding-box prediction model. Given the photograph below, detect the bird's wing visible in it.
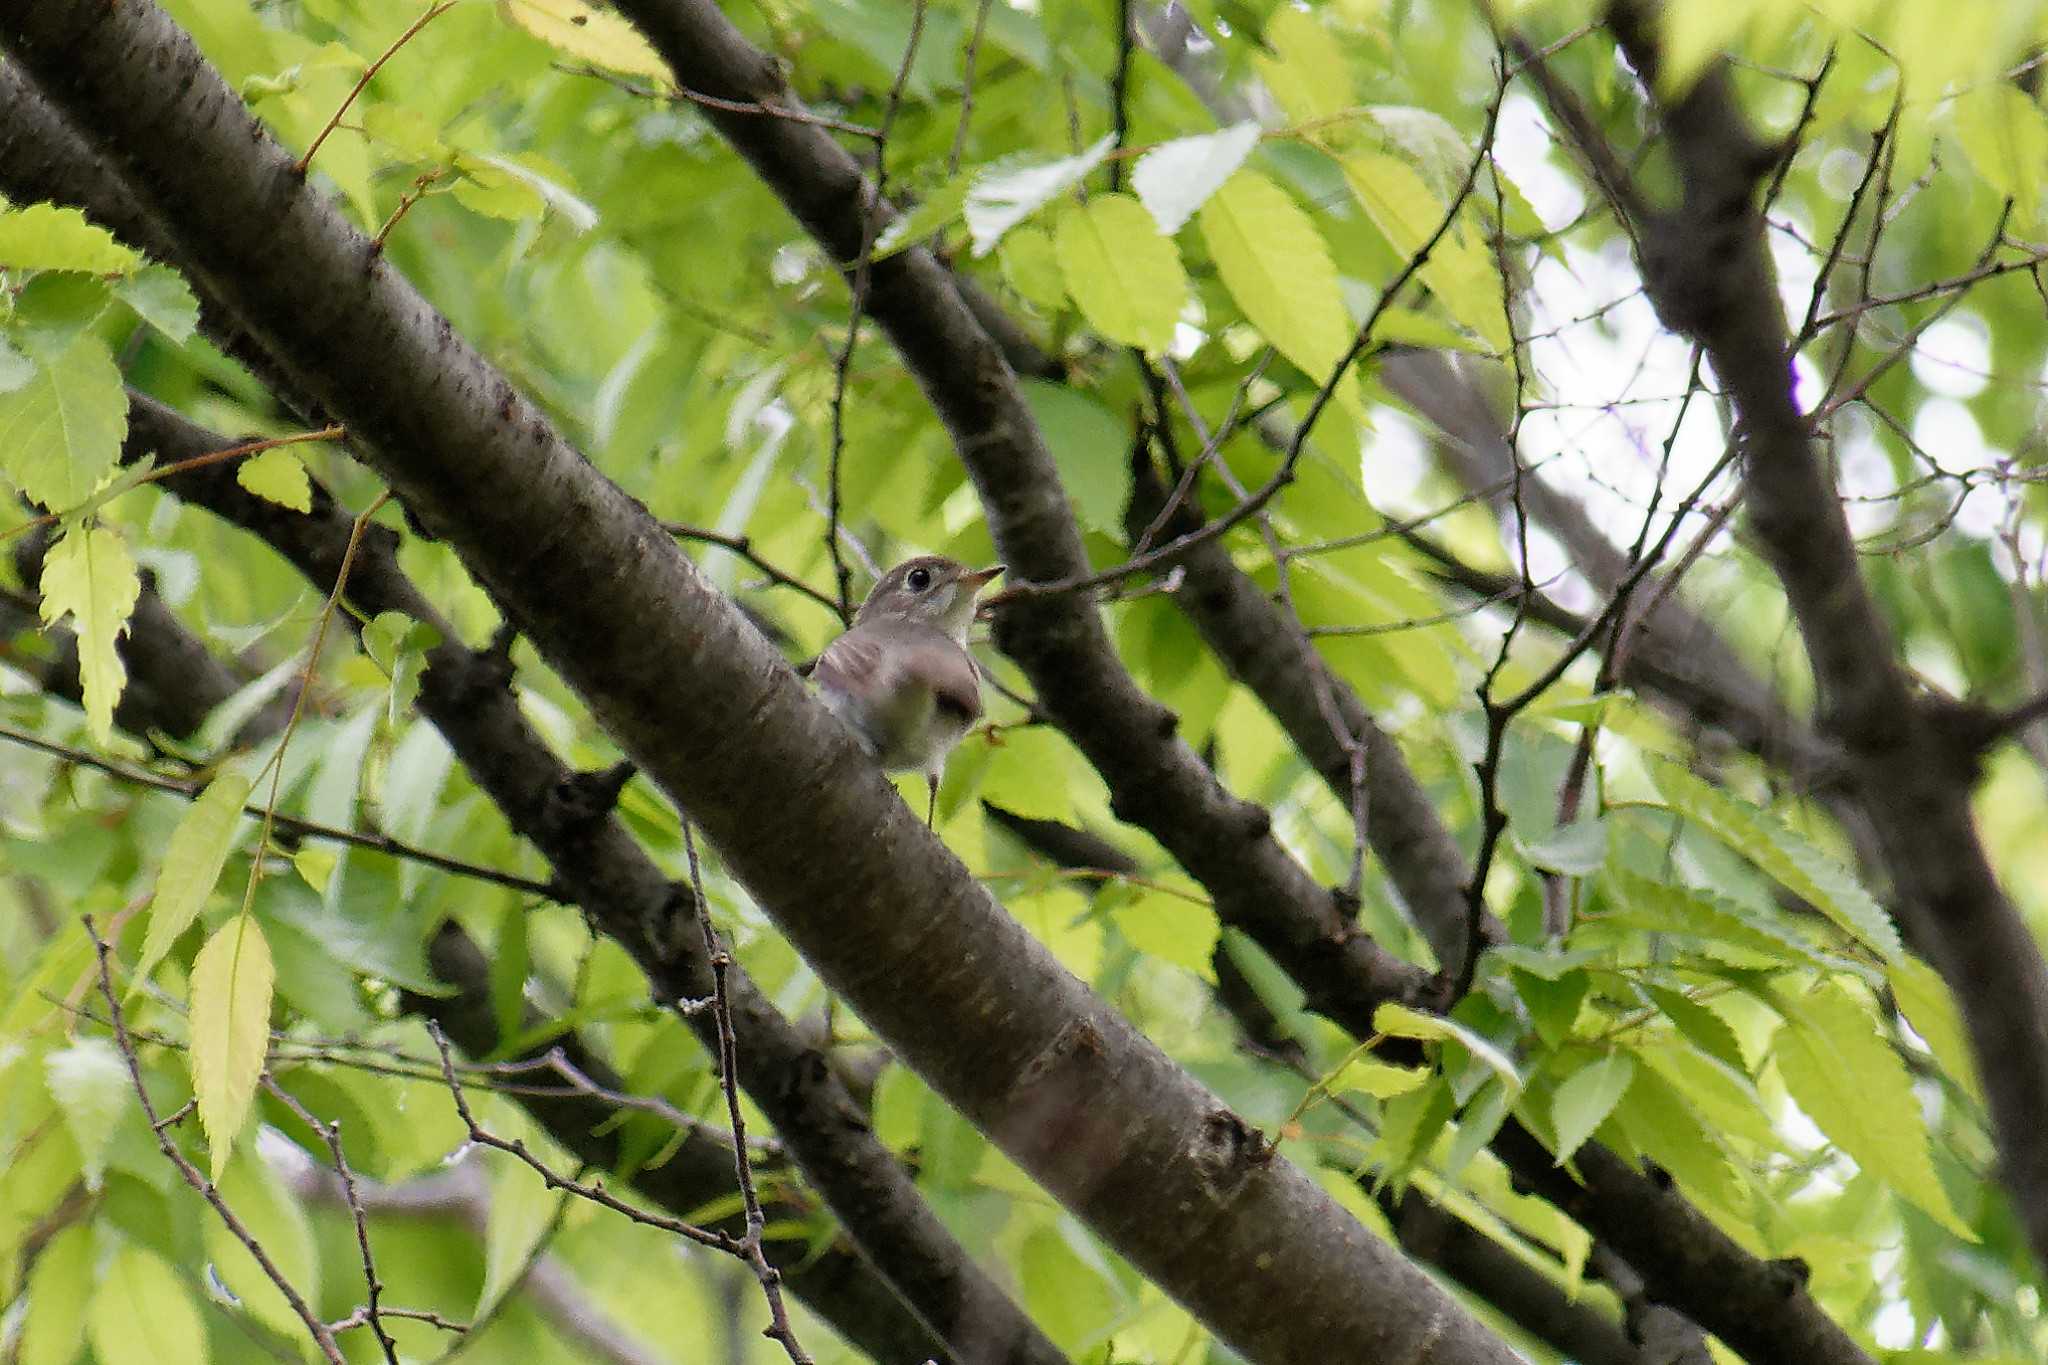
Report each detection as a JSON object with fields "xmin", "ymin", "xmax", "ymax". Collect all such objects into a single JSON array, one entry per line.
[
  {"xmin": 810, "ymin": 628, "xmax": 887, "ymax": 697},
  {"xmin": 899, "ymin": 636, "xmax": 983, "ymax": 724}
]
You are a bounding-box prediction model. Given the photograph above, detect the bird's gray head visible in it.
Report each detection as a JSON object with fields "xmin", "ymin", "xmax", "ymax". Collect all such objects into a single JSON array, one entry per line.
[{"xmin": 854, "ymin": 556, "xmax": 1004, "ymax": 641}]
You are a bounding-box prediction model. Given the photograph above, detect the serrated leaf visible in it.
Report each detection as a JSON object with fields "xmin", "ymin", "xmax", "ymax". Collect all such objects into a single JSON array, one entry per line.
[
  {"xmin": 999, "ymin": 225, "xmax": 1067, "ymax": 311},
  {"xmin": 235, "ymin": 447, "xmax": 313, "ymax": 511},
  {"xmin": 1651, "ymin": 763, "xmax": 1901, "ymax": 961},
  {"xmin": 37, "ymin": 523, "xmax": 141, "ymax": 746},
  {"xmin": 1339, "ymin": 152, "xmax": 1507, "ymax": 351},
  {"xmin": 1888, "ymin": 952, "xmax": 1982, "ymax": 1102},
  {"xmin": 1198, "ymin": 171, "xmax": 1365, "ymax": 423},
  {"xmin": 1550, "ymin": 1051, "xmax": 1636, "ymax": 1164},
  {"xmin": 1610, "ymin": 1063, "xmax": 1747, "ymax": 1215},
  {"xmin": 112, "ymin": 265, "xmax": 201, "ymax": 344},
  {"xmin": 0, "ymin": 203, "xmax": 138, "ymax": 274},
  {"xmin": 190, "ymin": 916, "xmax": 276, "ymax": 1182},
  {"xmin": 498, "ymin": 0, "xmax": 671, "ymax": 83},
  {"xmin": 136, "ymin": 772, "xmax": 254, "ymax": 987},
  {"xmin": 19, "ymin": 1221, "xmax": 92, "ymax": 1365},
  {"xmin": 205, "ymin": 1149, "xmax": 321, "ymax": 1338},
  {"xmin": 87, "ymin": 1247, "xmax": 206, "ymax": 1365},
  {"xmin": 965, "ymin": 134, "xmax": 1114, "ymax": 256},
  {"xmin": 1600, "ymin": 866, "xmax": 1825, "ymax": 966},
  {"xmin": 1018, "ymin": 378, "xmax": 1128, "ymax": 532},
  {"xmin": 0, "ymin": 332, "xmax": 127, "ymax": 510},
  {"xmin": 875, "ymin": 174, "xmax": 971, "ymax": 258},
  {"xmin": 43, "ymin": 1038, "xmax": 129, "ymax": 1189},
  {"xmin": 1054, "ymin": 193, "xmax": 1187, "ymax": 352},
  {"xmin": 1132, "ymin": 122, "xmax": 1261, "ymax": 235},
  {"xmin": 1374, "ymin": 1001, "xmax": 1522, "ymax": 1095},
  {"xmin": 1643, "ymin": 983, "xmax": 1748, "ymax": 1073},
  {"xmin": 1774, "ymin": 979, "xmax": 1975, "ymax": 1238}
]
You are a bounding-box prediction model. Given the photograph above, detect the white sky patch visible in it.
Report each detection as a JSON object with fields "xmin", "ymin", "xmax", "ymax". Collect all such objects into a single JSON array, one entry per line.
[
  {"xmin": 1909, "ymin": 313, "xmax": 1993, "ymax": 398},
  {"xmin": 1360, "ymin": 404, "xmax": 1432, "ymax": 511},
  {"xmin": 1494, "ymin": 93, "xmax": 1585, "ymax": 230}
]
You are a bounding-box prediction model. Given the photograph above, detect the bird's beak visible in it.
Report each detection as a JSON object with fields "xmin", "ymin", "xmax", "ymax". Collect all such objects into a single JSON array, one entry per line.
[{"xmin": 961, "ymin": 564, "xmax": 1006, "ymax": 592}]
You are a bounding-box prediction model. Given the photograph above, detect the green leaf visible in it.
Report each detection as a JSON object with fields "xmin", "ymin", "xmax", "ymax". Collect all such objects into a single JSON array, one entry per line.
[
  {"xmin": 205, "ymin": 1149, "xmax": 321, "ymax": 1338},
  {"xmin": 1018, "ymin": 378, "xmax": 1128, "ymax": 533},
  {"xmin": 999, "ymin": 225, "xmax": 1067, "ymax": 312},
  {"xmin": 1609, "ymin": 1063, "xmax": 1746, "ymax": 1215},
  {"xmin": 36, "ymin": 523, "xmax": 141, "ymax": 746},
  {"xmin": 1550, "ymin": 1051, "xmax": 1636, "ymax": 1164},
  {"xmin": 973, "ymin": 724, "xmax": 1080, "ymax": 822},
  {"xmin": 112, "ymin": 265, "xmax": 201, "ymax": 344},
  {"xmin": 0, "ymin": 332, "xmax": 127, "ymax": 510},
  {"xmin": 965, "ymin": 134, "xmax": 1114, "ymax": 256},
  {"xmin": 1131, "ymin": 122, "xmax": 1262, "ymax": 235},
  {"xmin": 1515, "ymin": 817, "xmax": 1608, "ymax": 875},
  {"xmin": 874, "ymin": 174, "xmax": 972, "ymax": 258},
  {"xmin": 18, "ymin": 1221, "xmax": 93, "ymax": 1365},
  {"xmin": 1332, "ymin": 1056, "xmax": 1431, "ymax": 1098},
  {"xmin": 43, "ymin": 1038, "xmax": 130, "ymax": 1189},
  {"xmin": 481, "ymin": 1155, "xmax": 561, "ymax": 1314},
  {"xmin": 136, "ymin": 772, "xmax": 255, "ymax": 988},
  {"xmin": 1053, "ymin": 193, "xmax": 1187, "ymax": 352},
  {"xmin": 1955, "ymin": 85, "xmax": 2048, "ymax": 228},
  {"xmin": 360, "ymin": 103, "xmax": 446, "ymax": 162},
  {"xmin": 1373, "ymin": 1001, "xmax": 1522, "ymax": 1095},
  {"xmin": 1102, "ymin": 880, "xmax": 1219, "ymax": 982},
  {"xmin": 1650, "ymin": 763, "xmax": 1902, "ymax": 961},
  {"xmin": 1600, "ymin": 866, "xmax": 1825, "ymax": 966},
  {"xmin": 235, "ymin": 447, "xmax": 313, "ymax": 512},
  {"xmin": 87, "ymin": 1246, "xmax": 206, "ymax": 1365},
  {"xmin": 1197, "ymin": 171, "xmax": 1364, "ymax": 423},
  {"xmin": 1773, "ymin": 979, "xmax": 1975, "ymax": 1238},
  {"xmin": 190, "ymin": 915, "xmax": 276, "ymax": 1183},
  {"xmin": 0, "ymin": 203, "xmax": 139, "ymax": 274},
  {"xmin": 1643, "ymin": 984, "xmax": 1748, "ymax": 1073},
  {"xmin": 498, "ymin": 0, "xmax": 671, "ymax": 83},
  {"xmin": 1887, "ymin": 952, "xmax": 1982, "ymax": 1102}
]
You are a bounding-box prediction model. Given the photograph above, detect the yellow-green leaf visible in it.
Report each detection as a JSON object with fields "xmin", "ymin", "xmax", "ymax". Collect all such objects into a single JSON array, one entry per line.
[
  {"xmin": 205, "ymin": 1149, "xmax": 321, "ymax": 1338},
  {"xmin": 136, "ymin": 772, "xmax": 254, "ymax": 989},
  {"xmin": 498, "ymin": 0, "xmax": 671, "ymax": 83},
  {"xmin": 1054, "ymin": 193, "xmax": 1187, "ymax": 352},
  {"xmin": 481, "ymin": 1156, "xmax": 561, "ymax": 1314},
  {"xmin": 36, "ymin": 523, "xmax": 141, "ymax": 746},
  {"xmin": 1000, "ymin": 226, "xmax": 1067, "ymax": 312},
  {"xmin": 190, "ymin": 916, "xmax": 276, "ymax": 1182},
  {"xmin": 112, "ymin": 266, "xmax": 201, "ymax": 344},
  {"xmin": 0, "ymin": 204, "xmax": 139, "ymax": 274},
  {"xmin": 1197, "ymin": 171, "xmax": 1364, "ymax": 422},
  {"xmin": 1374, "ymin": 1001, "xmax": 1522, "ymax": 1094},
  {"xmin": 1954, "ymin": 84, "xmax": 2048, "ymax": 231},
  {"xmin": 1254, "ymin": 7, "xmax": 1353, "ymax": 125},
  {"xmin": 1102, "ymin": 880, "xmax": 1218, "ymax": 982},
  {"xmin": 1774, "ymin": 979, "xmax": 1975, "ymax": 1238},
  {"xmin": 0, "ymin": 333, "xmax": 127, "ymax": 511},
  {"xmin": 87, "ymin": 1247, "xmax": 206, "ymax": 1365},
  {"xmin": 1339, "ymin": 152, "xmax": 1507, "ymax": 351},
  {"xmin": 1332, "ymin": 1057, "xmax": 1430, "ymax": 1099},
  {"xmin": 19, "ymin": 1222, "xmax": 92, "ymax": 1365},
  {"xmin": 1888, "ymin": 952, "xmax": 1982, "ymax": 1103},
  {"xmin": 1550, "ymin": 1051, "xmax": 1636, "ymax": 1164},
  {"xmin": 236, "ymin": 447, "xmax": 313, "ymax": 512}
]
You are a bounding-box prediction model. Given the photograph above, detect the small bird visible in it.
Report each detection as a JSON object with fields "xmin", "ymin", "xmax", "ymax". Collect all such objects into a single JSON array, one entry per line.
[{"xmin": 810, "ymin": 555, "xmax": 1004, "ymax": 824}]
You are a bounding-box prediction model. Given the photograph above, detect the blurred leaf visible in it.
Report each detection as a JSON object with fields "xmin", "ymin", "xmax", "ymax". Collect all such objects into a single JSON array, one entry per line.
[
  {"xmin": 1515, "ymin": 817, "xmax": 1607, "ymax": 875},
  {"xmin": 1000, "ymin": 224, "xmax": 1068, "ymax": 312},
  {"xmin": 1132, "ymin": 122, "xmax": 1262, "ymax": 235},
  {"xmin": 18, "ymin": 1221, "xmax": 92, "ymax": 1365},
  {"xmin": 1888, "ymin": 952, "xmax": 1983, "ymax": 1103},
  {"xmin": 1018, "ymin": 378, "xmax": 1129, "ymax": 533},
  {"xmin": 43, "ymin": 1038, "xmax": 129, "ymax": 1189},
  {"xmin": 111, "ymin": 265, "xmax": 201, "ymax": 344},
  {"xmin": 498, "ymin": 0, "xmax": 670, "ymax": 82},
  {"xmin": 87, "ymin": 1246, "xmax": 206, "ymax": 1365},
  {"xmin": 205, "ymin": 1148, "xmax": 321, "ymax": 1338}
]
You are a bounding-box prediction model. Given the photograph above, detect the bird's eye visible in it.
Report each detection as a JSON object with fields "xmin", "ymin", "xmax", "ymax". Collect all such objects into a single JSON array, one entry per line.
[{"xmin": 905, "ymin": 567, "xmax": 932, "ymax": 592}]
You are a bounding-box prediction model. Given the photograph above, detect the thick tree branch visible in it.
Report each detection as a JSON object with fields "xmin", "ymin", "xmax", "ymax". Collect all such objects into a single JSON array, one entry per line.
[
  {"xmin": 0, "ymin": 6, "xmax": 1516, "ymax": 1359},
  {"xmin": 1570, "ymin": 0, "xmax": 2048, "ymax": 1273}
]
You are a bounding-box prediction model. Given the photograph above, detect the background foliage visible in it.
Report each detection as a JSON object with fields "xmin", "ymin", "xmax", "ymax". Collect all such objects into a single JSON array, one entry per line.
[{"xmin": 5, "ymin": 0, "xmax": 2048, "ymax": 1361}]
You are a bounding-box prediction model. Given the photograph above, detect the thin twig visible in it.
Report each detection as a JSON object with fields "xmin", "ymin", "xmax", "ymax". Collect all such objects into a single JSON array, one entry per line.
[
  {"xmin": 661, "ymin": 521, "xmax": 843, "ymax": 617},
  {"xmin": 0, "ymin": 722, "xmax": 555, "ymax": 898},
  {"xmin": 684, "ymin": 822, "xmax": 810, "ymax": 1363},
  {"xmin": 295, "ymin": 3, "xmax": 457, "ymax": 175},
  {"xmin": 86, "ymin": 919, "xmax": 348, "ymax": 1365}
]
